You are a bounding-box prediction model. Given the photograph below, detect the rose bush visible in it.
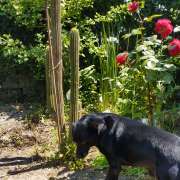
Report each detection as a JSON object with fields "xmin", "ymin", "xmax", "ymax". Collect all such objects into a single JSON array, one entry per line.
[
  {"xmin": 111, "ymin": 1, "xmax": 179, "ymax": 126},
  {"xmin": 154, "ymin": 19, "xmax": 173, "ymax": 39},
  {"xmin": 168, "ymin": 39, "xmax": 180, "ymax": 57}
]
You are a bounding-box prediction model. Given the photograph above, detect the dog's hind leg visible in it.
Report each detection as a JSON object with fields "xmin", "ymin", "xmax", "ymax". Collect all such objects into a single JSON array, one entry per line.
[
  {"xmin": 105, "ymin": 165, "xmax": 121, "ymax": 180},
  {"xmin": 156, "ymin": 164, "xmax": 180, "ymax": 180},
  {"xmin": 168, "ymin": 164, "xmax": 180, "ymax": 180},
  {"xmin": 156, "ymin": 165, "xmax": 169, "ymax": 180}
]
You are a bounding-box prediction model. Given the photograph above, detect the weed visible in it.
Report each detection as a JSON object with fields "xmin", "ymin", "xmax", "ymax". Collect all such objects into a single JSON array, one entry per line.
[{"xmin": 91, "ymin": 154, "xmax": 108, "ymax": 169}]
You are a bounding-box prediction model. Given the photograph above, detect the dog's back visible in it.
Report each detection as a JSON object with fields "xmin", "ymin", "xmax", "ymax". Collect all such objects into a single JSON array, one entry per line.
[{"xmin": 104, "ymin": 113, "xmax": 180, "ymax": 163}]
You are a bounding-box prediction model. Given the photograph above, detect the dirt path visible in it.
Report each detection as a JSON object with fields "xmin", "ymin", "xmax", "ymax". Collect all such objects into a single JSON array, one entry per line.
[
  {"xmin": 0, "ymin": 104, "xmax": 56, "ymax": 180},
  {"xmin": 0, "ymin": 104, "xmax": 107, "ymax": 180},
  {"xmin": 0, "ymin": 104, "xmax": 152, "ymax": 180}
]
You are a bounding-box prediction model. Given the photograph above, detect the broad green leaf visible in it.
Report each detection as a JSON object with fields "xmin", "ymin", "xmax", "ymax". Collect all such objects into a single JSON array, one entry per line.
[{"xmin": 164, "ymin": 64, "xmax": 176, "ymax": 71}]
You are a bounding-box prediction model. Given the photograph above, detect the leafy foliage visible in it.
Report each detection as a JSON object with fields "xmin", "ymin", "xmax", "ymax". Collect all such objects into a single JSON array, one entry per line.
[
  {"xmin": 80, "ymin": 65, "xmax": 99, "ymax": 111},
  {"xmin": 0, "ymin": 0, "xmax": 45, "ymax": 28},
  {"xmin": 0, "ymin": 33, "xmax": 46, "ymax": 80}
]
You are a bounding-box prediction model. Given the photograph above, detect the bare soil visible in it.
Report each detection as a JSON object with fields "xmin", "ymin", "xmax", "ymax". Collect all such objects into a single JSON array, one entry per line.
[{"xmin": 0, "ymin": 104, "xmax": 152, "ymax": 180}]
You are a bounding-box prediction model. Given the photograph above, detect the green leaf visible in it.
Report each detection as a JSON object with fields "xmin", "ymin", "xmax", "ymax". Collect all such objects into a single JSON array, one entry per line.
[
  {"xmin": 118, "ymin": 98, "xmax": 130, "ymax": 104},
  {"xmin": 161, "ymin": 73, "xmax": 174, "ymax": 84},
  {"xmin": 144, "ymin": 41, "xmax": 154, "ymax": 46},
  {"xmin": 144, "ymin": 14, "xmax": 162, "ymax": 22},
  {"xmin": 122, "ymin": 33, "xmax": 131, "ymax": 39},
  {"xmin": 131, "ymin": 28, "xmax": 143, "ymax": 35},
  {"xmin": 146, "ymin": 60, "xmax": 156, "ymax": 69},
  {"xmin": 164, "ymin": 64, "xmax": 176, "ymax": 71},
  {"xmin": 136, "ymin": 45, "xmax": 147, "ymax": 52},
  {"xmin": 146, "ymin": 71, "xmax": 158, "ymax": 81},
  {"xmin": 174, "ymin": 26, "xmax": 180, "ymax": 33}
]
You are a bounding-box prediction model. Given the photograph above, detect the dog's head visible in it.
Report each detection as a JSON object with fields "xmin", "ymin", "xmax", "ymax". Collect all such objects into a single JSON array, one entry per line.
[{"xmin": 72, "ymin": 113, "xmax": 114, "ymax": 158}]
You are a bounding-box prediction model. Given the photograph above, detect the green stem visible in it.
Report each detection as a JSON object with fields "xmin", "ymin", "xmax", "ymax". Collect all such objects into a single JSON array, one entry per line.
[
  {"xmin": 147, "ymin": 82, "xmax": 154, "ymax": 126},
  {"xmin": 137, "ymin": 11, "xmax": 144, "ymax": 42}
]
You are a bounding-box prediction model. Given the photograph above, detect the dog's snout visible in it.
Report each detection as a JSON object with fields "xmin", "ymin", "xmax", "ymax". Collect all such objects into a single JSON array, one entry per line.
[{"xmin": 76, "ymin": 144, "xmax": 89, "ymax": 159}]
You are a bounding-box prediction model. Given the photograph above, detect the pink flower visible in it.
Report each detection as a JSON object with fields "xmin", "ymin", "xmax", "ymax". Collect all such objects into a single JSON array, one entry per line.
[
  {"xmin": 155, "ymin": 19, "xmax": 173, "ymax": 39},
  {"xmin": 168, "ymin": 39, "xmax": 180, "ymax": 57},
  {"xmin": 116, "ymin": 52, "xmax": 128, "ymax": 65},
  {"xmin": 128, "ymin": 1, "xmax": 139, "ymax": 13}
]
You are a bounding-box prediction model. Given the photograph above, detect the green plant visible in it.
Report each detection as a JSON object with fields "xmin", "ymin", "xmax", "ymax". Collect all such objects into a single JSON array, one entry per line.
[
  {"xmin": 25, "ymin": 104, "xmax": 48, "ymax": 125},
  {"xmin": 95, "ymin": 1, "xmax": 179, "ymax": 127},
  {"xmin": 10, "ymin": 133, "xmax": 23, "ymax": 147},
  {"xmin": 70, "ymin": 28, "xmax": 80, "ymax": 122},
  {"xmin": 92, "ymin": 154, "xmax": 147, "ymax": 178},
  {"xmin": 121, "ymin": 166, "xmax": 148, "ymax": 179},
  {"xmin": 0, "ymin": 0, "xmax": 45, "ymax": 28},
  {"xmin": 91, "ymin": 154, "xmax": 108, "ymax": 169},
  {"xmin": 79, "ymin": 65, "xmax": 99, "ymax": 112},
  {"xmin": 159, "ymin": 106, "xmax": 180, "ymax": 132},
  {"xmin": 97, "ymin": 26, "xmax": 119, "ymax": 112},
  {"xmin": 60, "ymin": 134, "xmax": 85, "ymax": 170}
]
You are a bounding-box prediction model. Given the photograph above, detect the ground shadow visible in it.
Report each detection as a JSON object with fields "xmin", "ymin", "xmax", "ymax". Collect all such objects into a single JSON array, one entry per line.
[
  {"xmin": 0, "ymin": 154, "xmax": 42, "ymax": 167},
  {"xmin": 0, "ymin": 154, "xmax": 61, "ymax": 176},
  {"xmin": 52, "ymin": 168, "xmax": 152, "ymax": 180},
  {"xmin": 52, "ymin": 168, "xmax": 107, "ymax": 180},
  {"xmin": 0, "ymin": 104, "xmax": 25, "ymax": 122},
  {"xmin": 5, "ymin": 111, "xmax": 25, "ymax": 121},
  {"xmin": 8, "ymin": 160, "xmax": 61, "ymax": 175}
]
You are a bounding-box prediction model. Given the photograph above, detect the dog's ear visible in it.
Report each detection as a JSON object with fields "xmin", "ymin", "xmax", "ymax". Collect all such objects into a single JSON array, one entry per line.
[
  {"xmin": 88, "ymin": 115, "xmax": 105, "ymax": 134},
  {"xmin": 104, "ymin": 115, "xmax": 115, "ymax": 129}
]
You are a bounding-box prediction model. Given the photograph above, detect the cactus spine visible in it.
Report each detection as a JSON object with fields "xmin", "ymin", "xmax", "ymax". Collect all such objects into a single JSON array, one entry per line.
[{"xmin": 70, "ymin": 28, "xmax": 80, "ymax": 122}]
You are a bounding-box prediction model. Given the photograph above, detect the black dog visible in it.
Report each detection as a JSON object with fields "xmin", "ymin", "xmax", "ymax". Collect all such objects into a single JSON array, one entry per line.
[{"xmin": 72, "ymin": 113, "xmax": 180, "ymax": 180}]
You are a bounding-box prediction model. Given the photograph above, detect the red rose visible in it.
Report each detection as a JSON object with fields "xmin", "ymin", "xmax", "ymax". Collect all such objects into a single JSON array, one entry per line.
[
  {"xmin": 168, "ymin": 39, "xmax": 180, "ymax": 57},
  {"xmin": 155, "ymin": 19, "xmax": 173, "ymax": 39},
  {"xmin": 116, "ymin": 52, "xmax": 128, "ymax": 65},
  {"xmin": 128, "ymin": 1, "xmax": 139, "ymax": 13}
]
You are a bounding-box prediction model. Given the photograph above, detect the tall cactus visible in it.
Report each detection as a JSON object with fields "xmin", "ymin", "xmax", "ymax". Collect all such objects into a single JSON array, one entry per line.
[
  {"xmin": 46, "ymin": 0, "xmax": 64, "ymax": 148},
  {"xmin": 70, "ymin": 28, "xmax": 80, "ymax": 123}
]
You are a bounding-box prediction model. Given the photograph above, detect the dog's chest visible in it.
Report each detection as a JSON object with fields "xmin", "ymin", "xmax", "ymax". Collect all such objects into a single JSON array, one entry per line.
[{"xmin": 98, "ymin": 135, "xmax": 114, "ymax": 155}]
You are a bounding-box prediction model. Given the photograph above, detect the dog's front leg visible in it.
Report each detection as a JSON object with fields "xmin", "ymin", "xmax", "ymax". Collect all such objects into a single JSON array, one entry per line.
[{"xmin": 105, "ymin": 166, "xmax": 121, "ymax": 180}]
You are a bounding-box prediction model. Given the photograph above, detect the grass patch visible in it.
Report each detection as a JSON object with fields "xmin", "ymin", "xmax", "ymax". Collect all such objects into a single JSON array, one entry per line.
[
  {"xmin": 91, "ymin": 154, "xmax": 108, "ymax": 169},
  {"xmin": 92, "ymin": 154, "xmax": 148, "ymax": 178},
  {"xmin": 121, "ymin": 166, "xmax": 147, "ymax": 177}
]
